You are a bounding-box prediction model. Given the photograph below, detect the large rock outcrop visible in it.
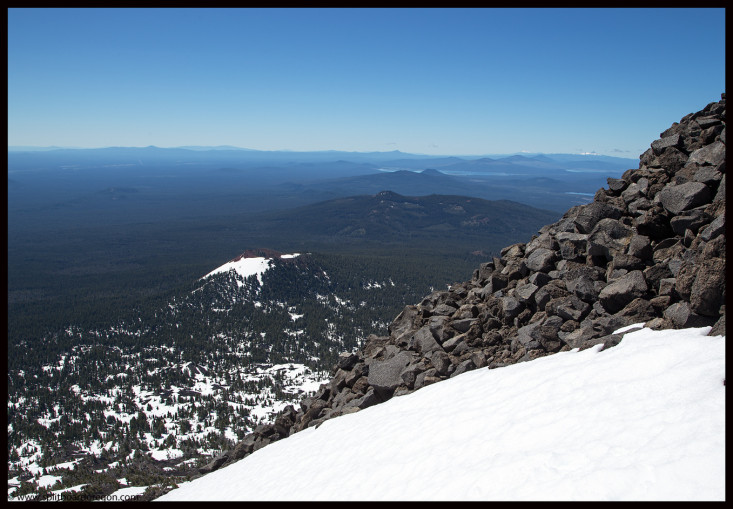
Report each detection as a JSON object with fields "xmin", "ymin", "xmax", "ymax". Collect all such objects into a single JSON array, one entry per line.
[{"xmin": 199, "ymin": 94, "xmax": 725, "ymax": 475}]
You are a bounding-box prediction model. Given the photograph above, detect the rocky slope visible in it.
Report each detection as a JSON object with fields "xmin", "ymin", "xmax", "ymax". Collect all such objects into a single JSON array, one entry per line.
[{"xmin": 197, "ymin": 94, "xmax": 725, "ymax": 477}]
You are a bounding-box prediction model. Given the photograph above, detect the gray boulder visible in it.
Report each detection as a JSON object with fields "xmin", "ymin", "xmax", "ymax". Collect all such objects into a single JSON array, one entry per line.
[
  {"xmin": 587, "ymin": 218, "xmax": 633, "ymax": 261},
  {"xmin": 574, "ymin": 202, "xmax": 623, "ymax": 234},
  {"xmin": 699, "ymin": 214, "xmax": 725, "ymax": 241},
  {"xmin": 344, "ymin": 364, "xmax": 366, "ymax": 387},
  {"xmin": 525, "ymin": 247, "xmax": 556, "ymax": 273},
  {"xmin": 607, "ymin": 177, "xmax": 627, "ymax": 192},
  {"xmin": 501, "ymin": 296, "xmax": 523, "ymax": 320},
  {"xmin": 515, "ymin": 316, "xmax": 561, "ymax": 352},
  {"xmin": 628, "ymin": 197, "xmax": 653, "ymax": 215},
  {"xmin": 482, "ymin": 273, "xmax": 509, "ymax": 295},
  {"xmin": 579, "ymin": 333, "xmax": 626, "ymax": 352},
  {"xmin": 651, "ymin": 133, "xmax": 682, "ymax": 154},
  {"xmin": 695, "ymin": 115, "xmax": 722, "ymax": 129},
  {"xmin": 528, "ymin": 271, "xmax": 552, "ymax": 288},
  {"xmin": 367, "ymin": 351, "xmax": 418, "ymax": 398},
  {"xmin": 658, "ymin": 277, "xmax": 677, "ymax": 296},
  {"xmin": 627, "ymin": 234, "xmax": 653, "ymax": 260},
  {"xmin": 611, "ymin": 253, "xmax": 644, "ymax": 271},
  {"xmin": 712, "ymin": 174, "xmax": 725, "ymax": 205},
  {"xmin": 534, "ymin": 281, "xmax": 570, "ymax": 311},
  {"xmin": 427, "ymin": 315, "xmax": 452, "ymax": 342},
  {"xmin": 299, "ymin": 399, "xmax": 327, "ymax": 428},
  {"xmin": 414, "ymin": 369, "xmax": 442, "ymax": 390},
  {"xmin": 658, "ymin": 182, "xmax": 712, "ymax": 214},
  {"xmin": 400, "ymin": 362, "xmax": 427, "ymax": 390},
  {"xmin": 441, "ymin": 333, "xmax": 467, "ymax": 353},
  {"xmin": 687, "ymin": 140, "xmax": 725, "ymax": 167},
  {"xmin": 621, "ymin": 182, "xmax": 644, "ymax": 204},
  {"xmin": 670, "ymin": 211, "xmax": 710, "ymax": 236},
  {"xmin": 551, "ymin": 297, "xmax": 590, "ymax": 323},
  {"xmin": 515, "ymin": 321, "xmax": 542, "ymax": 351},
  {"xmin": 598, "ymin": 270, "xmax": 648, "ymax": 313},
  {"xmin": 432, "ymin": 302, "xmax": 459, "ymax": 316},
  {"xmin": 408, "ymin": 325, "xmax": 443, "ymax": 355},
  {"xmin": 556, "ymin": 232, "xmax": 589, "ymax": 261},
  {"xmin": 693, "ymin": 166, "xmax": 723, "ymax": 186},
  {"xmin": 674, "ymin": 263, "xmax": 697, "ymax": 301},
  {"xmin": 232, "ymin": 436, "xmax": 256, "ymax": 460},
  {"xmin": 336, "ymin": 352, "xmax": 360, "ymax": 371},
  {"xmin": 664, "ymin": 302, "xmax": 716, "ymax": 328},
  {"xmin": 199, "ymin": 452, "xmax": 230, "ymax": 474},
  {"xmin": 560, "ymin": 325, "xmax": 601, "ymax": 349},
  {"xmin": 501, "ymin": 259, "xmax": 529, "ymax": 281},
  {"xmin": 524, "ymin": 233, "xmax": 556, "ymax": 256},
  {"xmin": 450, "ymin": 359, "xmax": 476, "ymax": 378},
  {"xmin": 690, "ymin": 257, "xmax": 726, "ymax": 316},
  {"xmin": 426, "ymin": 350, "xmax": 452, "ymax": 376},
  {"xmin": 515, "ymin": 282, "xmax": 539, "ymax": 303},
  {"xmin": 344, "ymin": 387, "xmax": 381, "ymax": 410},
  {"xmin": 451, "ymin": 318, "xmax": 477, "ymax": 334},
  {"xmin": 568, "ymin": 276, "xmax": 598, "ymax": 302},
  {"xmin": 709, "ymin": 313, "xmax": 726, "ymax": 337},
  {"xmin": 501, "ymin": 242, "xmax": 526, "ymax": 258},
  {"xmin": 651, "ymin": 146, "xmax": 689, "ymax": 173},
  {"xmin": 634, "ymin": 208, "xmax": 674, "ymax": 240}
]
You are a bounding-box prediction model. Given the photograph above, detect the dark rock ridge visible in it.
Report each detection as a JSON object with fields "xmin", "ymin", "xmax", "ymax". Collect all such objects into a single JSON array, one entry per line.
[{"xmin": 198, "ymin": 94, "xmax": 726, "ymax": 476}]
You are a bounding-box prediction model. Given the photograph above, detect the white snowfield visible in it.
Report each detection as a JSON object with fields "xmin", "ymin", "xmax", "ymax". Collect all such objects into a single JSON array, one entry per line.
[
  {"xmin": 157, "ymin": 326, "xmax": 725, "ymax": 501},
  {"xmin": 203, "ymin": 253, "xmax": 300, "ymax": 286}
]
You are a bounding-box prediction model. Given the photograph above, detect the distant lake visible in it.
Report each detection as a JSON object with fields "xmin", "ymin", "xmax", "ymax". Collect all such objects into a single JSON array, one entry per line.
[
  {"xmin": 377, "ymin": 168, "xmax": 622, "ymax": 177},
  {"xmin": 440, "ymin": 171, "xmax": 518, "ymax": 177}
]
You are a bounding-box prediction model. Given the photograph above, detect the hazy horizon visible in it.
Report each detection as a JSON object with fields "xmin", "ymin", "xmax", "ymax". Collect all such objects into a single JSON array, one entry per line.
[{"xmin": 6, "ymin": 143, "xmax": 640, "ymax": 160}]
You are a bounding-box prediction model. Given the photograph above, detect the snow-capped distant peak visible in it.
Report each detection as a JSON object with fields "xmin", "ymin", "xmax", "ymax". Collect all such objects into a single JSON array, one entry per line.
[{"xmin": 202, "ymin": 251, "xmax": 300, "ymax": 286}]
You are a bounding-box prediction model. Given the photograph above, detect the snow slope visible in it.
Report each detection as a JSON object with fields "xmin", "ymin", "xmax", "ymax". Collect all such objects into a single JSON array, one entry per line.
[
  {"xmin": 158, "ymin": 326, "xmax": 725, "ymax": 501},
  {"xmin": 202, "ymin": 253, "xmax": 300, "ymax": 286}
]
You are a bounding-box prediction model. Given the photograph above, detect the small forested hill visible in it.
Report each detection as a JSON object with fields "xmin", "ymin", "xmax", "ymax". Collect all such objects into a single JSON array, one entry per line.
[{"xmin": 258, "ymin": 192, "xmax": 560, "ymax": 245}]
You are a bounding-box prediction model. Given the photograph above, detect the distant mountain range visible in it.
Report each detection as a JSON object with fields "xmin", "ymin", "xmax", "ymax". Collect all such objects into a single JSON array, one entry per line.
[
  {"xmin": 175, "ymin": 145, "xmax": 258, "ymax": 151},
  {"xmin": 7, "ymin": 144, "xmax": 637, "ymax": 168},
  {"xmin": 8, "ymin": 145, "xmax": 85, "ymax": 151}
]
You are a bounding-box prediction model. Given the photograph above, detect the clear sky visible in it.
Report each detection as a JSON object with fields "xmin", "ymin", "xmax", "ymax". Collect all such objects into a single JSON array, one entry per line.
[{"xmin": 7, "ymin": 7, "xmax": 726, "ymax": 156}]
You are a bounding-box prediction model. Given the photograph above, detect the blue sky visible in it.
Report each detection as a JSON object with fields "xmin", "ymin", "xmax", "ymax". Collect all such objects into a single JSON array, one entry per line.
[{"xmin": 7, "ymin": 8, "xmax": 725, "ymax": 156}]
